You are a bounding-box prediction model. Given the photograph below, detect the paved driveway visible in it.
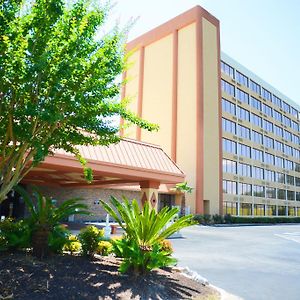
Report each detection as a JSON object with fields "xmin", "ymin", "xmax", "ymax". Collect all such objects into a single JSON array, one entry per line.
[{"xmin": 171, "ymin": 225, "xmax": 300, "ymax": 300}]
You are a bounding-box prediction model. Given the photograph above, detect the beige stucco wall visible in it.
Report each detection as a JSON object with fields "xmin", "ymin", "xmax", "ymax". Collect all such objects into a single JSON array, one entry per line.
[
  {"xmin": 124, "ymin": 50, "xmax": 140, "ymax": 139},
  {"xmin": 141, "ymin": 34, "xmax": 174, "ymax": 155},
  {"xmin": 176, "ymin": 23, "xmax": 197, "ymax": 213},
  {"xmin": 202, "ymin": 18, "xmax": 220, "ymax": 214}
]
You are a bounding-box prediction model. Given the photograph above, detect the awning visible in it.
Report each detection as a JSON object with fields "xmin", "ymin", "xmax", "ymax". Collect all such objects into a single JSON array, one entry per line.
[{"xmin": 22, "ymin": 138, "xmax": 185, "ymax": 188}]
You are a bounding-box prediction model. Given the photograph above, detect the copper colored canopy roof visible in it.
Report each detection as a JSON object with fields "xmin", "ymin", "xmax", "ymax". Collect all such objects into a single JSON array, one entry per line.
[{"xmin": 23, "ymin": 139, "xmax": 185, "ymax": 187}]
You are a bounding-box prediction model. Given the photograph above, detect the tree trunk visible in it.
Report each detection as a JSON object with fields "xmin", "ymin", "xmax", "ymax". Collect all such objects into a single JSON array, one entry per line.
[{"xmin": 31, "ymin": 227, "xmax": 50, "ymax": 259}]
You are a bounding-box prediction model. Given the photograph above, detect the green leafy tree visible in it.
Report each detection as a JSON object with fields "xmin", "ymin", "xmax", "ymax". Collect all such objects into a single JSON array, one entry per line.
[{"xmin": 0, "ymin": 0, "xmax": 157, "ymax": 203}]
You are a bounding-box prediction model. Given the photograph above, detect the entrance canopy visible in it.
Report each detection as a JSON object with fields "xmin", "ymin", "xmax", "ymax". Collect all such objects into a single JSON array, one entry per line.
[{"xmin": 22, "ymin": 139, "xmax": 185, "ymax": 188}]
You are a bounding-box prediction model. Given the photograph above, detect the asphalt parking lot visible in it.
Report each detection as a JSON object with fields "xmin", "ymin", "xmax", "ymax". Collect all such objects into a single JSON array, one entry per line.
[{"xmin": 172, "ymin": 225, "xmax": 300, "ymax": 300}]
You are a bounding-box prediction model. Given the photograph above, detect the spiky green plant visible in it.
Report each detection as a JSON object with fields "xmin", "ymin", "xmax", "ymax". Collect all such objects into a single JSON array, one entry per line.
[
  {"xmin": 100, "ymin": 196, "xmax": 196, "ymax": 274},
  {"xmin": 15, "ymin": 186, "xmax": 90, "ymax": 258}
]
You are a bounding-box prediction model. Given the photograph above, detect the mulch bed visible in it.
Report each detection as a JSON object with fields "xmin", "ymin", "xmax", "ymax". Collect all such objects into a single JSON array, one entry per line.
[{"xmin": 0, "ymin": 252, "xmax": 219, "ymax": 300}]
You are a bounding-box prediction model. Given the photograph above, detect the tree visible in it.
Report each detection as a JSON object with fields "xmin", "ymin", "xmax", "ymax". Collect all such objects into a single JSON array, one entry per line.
[
  {"xmin": 0, "ymin": 0, "xmax": 157, "ymax": 203},
  {"xmin": 173, "ymin": 182, "xmax": 193, "ymax": 216}
]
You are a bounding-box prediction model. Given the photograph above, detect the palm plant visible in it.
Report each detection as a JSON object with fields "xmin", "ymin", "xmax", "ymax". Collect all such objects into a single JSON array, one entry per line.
[
  {"xmin": 173, "ymin": 182, "xmax": 193, "ymax": 216},
  {"xmin": 100, "ymin": 196, "xmax": 196, "ymax": 274},
  {"xmin": 15, "ymin": 186, "xmax": 90, "ymax": 259}
]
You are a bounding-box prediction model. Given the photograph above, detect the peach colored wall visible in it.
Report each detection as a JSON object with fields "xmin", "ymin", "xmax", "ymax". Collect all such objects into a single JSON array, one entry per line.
[
  {"xmin": 202, "ymin": 18, "xmax": 220, "ymax": 214},
  {"xmin": 123, "ymin": 50, "xmax": 140, "ymax": 139},
  {"xmin": 176, "ymin": 23, "xmax": 197, "ymax": 213},
  {"xmin": 140, "ymin": 35, "xmax": 174, "ymax": 155}
]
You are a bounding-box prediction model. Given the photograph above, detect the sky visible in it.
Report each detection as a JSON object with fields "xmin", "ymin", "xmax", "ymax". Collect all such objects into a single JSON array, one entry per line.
[{"xmin": 108, "ymin": 0, "xmax": 300, "ymax": 107}]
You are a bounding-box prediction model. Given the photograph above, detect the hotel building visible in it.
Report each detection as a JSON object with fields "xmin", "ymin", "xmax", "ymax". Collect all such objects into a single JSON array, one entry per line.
[{"xmin": 122, "ymin": 6, "xmax": 300, "ymax": 216}]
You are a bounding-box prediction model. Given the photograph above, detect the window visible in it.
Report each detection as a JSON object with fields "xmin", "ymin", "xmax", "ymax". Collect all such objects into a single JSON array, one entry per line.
[
  {"xmin": 223, "ymin": 202, "xmax": 237, "ymax": 215},
  {"xmin": 282, "ymin": 116, "xmax": 291, "ymax": 127},
  {"xmin": 286, "ymin": 175, "xmax": 294, "ymax": 185},
  {"xmin": 274, "ymin": 125, "xmax": 283, "ymax": 137},
  {"xmin": 273, "ymin": 110, "xmax": 282, "ymax": 123},
  {"xmin": 292, "ymin": 134, "xmax": 299, "ymax": 145},
  {"xmin": 252, "ymin": 130, "xmax": 263, "ymax": 144},
  {"xmin": 264, "ymin": 136, "xmax": 274, "ymax": 149},
  {"xmin": 297, "ymin": 192, "xmax": 300, "ymax": 202},
  {"xmin": 236, "ymin": 88, "xmax": 249, "ymax": 104},
  {"xmin": 253, "ymin": 185, "xmax": 265, "ymax": 197},
  {"xmin": 294, "ymin": 149, "xmax": 300, "ymax": 159},
  {"xmin": 237, "ymin": 124, "xmax": 250, "ymax": 140},
  {"xmin": 238, "ymin": 183, "xmax": 252, "ymax": 196},
  {"xmin": 291, "ymin": 107, "xmax": 299, "ymax": 119},
  {"xmin": 236, "ymin": 71, "xmax": 249, "ymax": 87},
  {"xmin": 221, "ymin": 61, "xmax": 234, "ymax": 78},
  {"xmin": 222, "ymin": 98, "xmax": 236, "ymax": 115},
  {"xmin": 289, "ymin": 207, "xmax": 296, "ymax": 216},
  {"xmin": 251, "ymin": 96, "xmax": 261, "ymax": 111},
  {"xmin": 272, "ymin": 95, "xmax": 282, "ymax": 108},
  {"xmin": 265, "ymin": 170, "xmax": 275, "ymax": 182},
  {"xmin": 254, "ymin": 204, "xmax": 265, "ymax": 216},
  {"xmin": 251, "ymin": 114, "xmax": 262, "ymax": 127},
  {"xmin": 274, "ymin": 140, "xmax": 284, "ymax": 152},
  {"xmin": 266, "ymin": 205, "xmax": 276, "ymax": 216},
  {"xmin": 291, "ymin": 120, "xmax": 299, "ymax": 132},
  {"xmin": 250, "ymin": 80, "xmax": 261, "ymax": 95},
  {"xmin": 296, "ymin": 177, "xmax": 300, "ymax": 187},
  {"xmin": 222, "ymin": 79, "xmax": 235, "ymax": 96},
  {"xmin": 223, "ymin": 138, "xmax": 237, "ymax": 154},
  {"xmin": 264, "ymin": 152, "xmax": 275, "ymax": 165},
  {"xmin": 252, "ymin": 148, "xmax": 263, "ymax": 162},
  {"xmin": 278, "ymin": 205, "xmax": 286, "ymax": 215},
  {"xmin": 262, "ymin": 103, "xmax": 272, "ymax": 117},
  {"xmin": 223, "ymin": 159, "xmax": 237, "ymax": 174},
  {"xmin": 238, "ymin": 163, "xmax": 251, "ymax": 177},
  {"xmin": 266, "ymin": 188, "xmax": 276, "ymax": 199},
  {"xmin": 276, "ymin": 172, "xmax": 285, "ymax": 183},
  {"xmin": 284, "ymin": 130, "xmax": 292, "ymax": 141},
  {"xmin": 277, "ymin": 190, "xmax": 286, "ymax": 200},
  {"xmin": 262, "ymin": 88, "xmax": 272, "ymax": 101},
  {"xmin": 287, "ymin": 190, "xmax": 295, "ymax": 201},
  {"xmin": 238, "ymin": 143, "xmax": 251, "ymax": 158},
  {"xmin": 282, "ymin": 101, "xmax": 290, "ymax": 114},
  {"xmin": 223, "ymin": 180, "xmax": 237, "ymax": 194},
  {"xmin": 284, "ymin": 144, "xmax": 293, "ymax": 156},
  {"xmin": 240, "ymin": 203, "xmax": 252, "ymax": 216},
  {"xmin": 263, "ymin": 119, "xmax": 273, "ymax": 132},
  {"xmin": 285, "ymin": 159, "xmax": 294, "ymax": 170},
  {"xmin": 237, "ymin": 106, "xmax": 250, "ymax": 121},
  {"xmin": 222, "ymin": 118, "xmax": 236, "ymax": 134},
  {"xmin": 295, "ymin": 163, "xmax": 300, "ymax": 173},
  {"xmin": 252, "ymin": 166, "xmax": 264, "ymax": 180},
  {"xmin": 275, "ymin": 156, "xmax": 284, "ymax": 169}
]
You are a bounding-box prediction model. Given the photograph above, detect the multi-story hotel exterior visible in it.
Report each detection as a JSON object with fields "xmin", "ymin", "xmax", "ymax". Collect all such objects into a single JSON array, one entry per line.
[{"xmin": 122, "ymin": 6, "xmax": 300, "ymax": 216}]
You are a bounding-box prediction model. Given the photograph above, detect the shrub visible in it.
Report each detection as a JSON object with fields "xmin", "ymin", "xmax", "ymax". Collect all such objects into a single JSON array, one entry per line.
[
  {"xmin": 63, "ymin": 235, "xmax": 82, "ymax": 254},
  {"xmin": 113, "ymin": 238, "xmax": 176, "ymax": 275},
  {"xmin": 78, "ymin": 226, "xmax": 104, "ymax": 257},
  {"xmin": 100, "ymin": 197, "xmax": 196, "ymax": 275},
  {"xmin": 48, "ymin": 225, "xmax": 70, "ymax": 254},
  {"xmin": 212, "ymin": 214, "xmax": 224, "ymax": 224},
  {"xmin": 97, "ymin": 241, "xmax": 113, "ymax": 256},
  {"xmin": 193, "ymin": 214, "xmax": 212, "ymax": 225},
  {"xmin": 159, "ymin": 239, "xmax": 173, "ymax": 254},
  {"xmin": 0, "ymin": 218, "xmax": 31, "ymax": 251}
]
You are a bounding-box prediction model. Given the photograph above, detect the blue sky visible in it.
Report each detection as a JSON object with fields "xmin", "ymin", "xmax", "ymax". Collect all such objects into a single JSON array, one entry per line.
[{"xmin": 110, "ymin": 0, "xmax": 300, "ymax": 107}]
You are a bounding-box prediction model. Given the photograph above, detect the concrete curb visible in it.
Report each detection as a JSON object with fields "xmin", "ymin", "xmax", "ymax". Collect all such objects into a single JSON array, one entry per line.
[{"xmin": 174, "ymin": 266, "xmax": 243, "ymax": 300}]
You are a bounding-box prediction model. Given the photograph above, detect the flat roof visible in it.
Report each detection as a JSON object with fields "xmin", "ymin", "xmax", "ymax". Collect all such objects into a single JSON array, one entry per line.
[{"xmin": 221, "ymin": 52, "xmax": 300, "ymax": 111}]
